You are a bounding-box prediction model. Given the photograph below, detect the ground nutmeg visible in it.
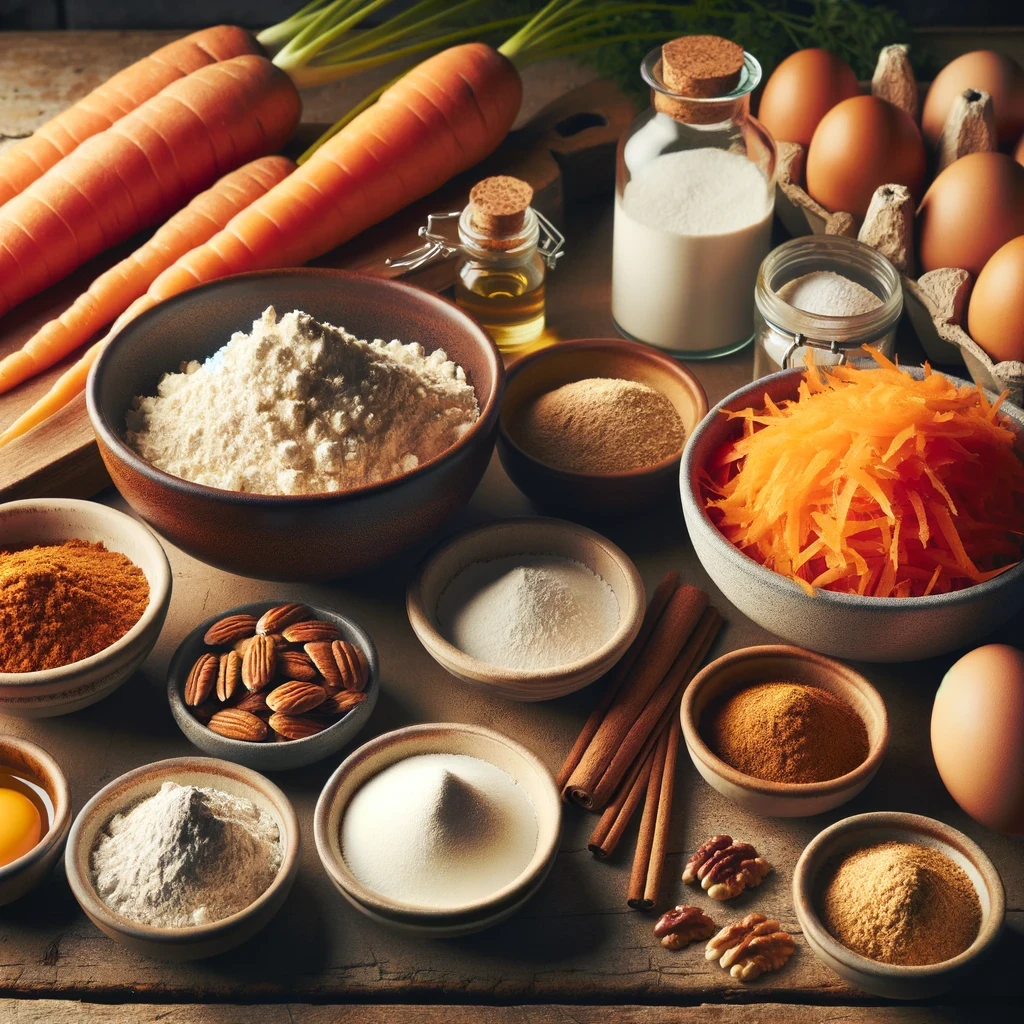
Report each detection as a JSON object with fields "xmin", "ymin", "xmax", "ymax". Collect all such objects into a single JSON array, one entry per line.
[{"xmin": 0, "ymin": 539, "xmax": 149, "ymax": 672}]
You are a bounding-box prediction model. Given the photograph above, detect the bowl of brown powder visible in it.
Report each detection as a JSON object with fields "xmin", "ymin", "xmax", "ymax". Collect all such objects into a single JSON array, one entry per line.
[
  {"xmin": 680, "ymin": 644, "xmax": 888, "ymax": 816},
  {"xmin": 794, "ymin": 811, "xmax": 1005, "ymax": 998}
]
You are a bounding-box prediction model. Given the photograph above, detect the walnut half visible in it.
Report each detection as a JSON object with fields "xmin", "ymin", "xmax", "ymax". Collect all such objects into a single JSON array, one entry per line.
[
  {"xmin": 705, "ymin": 912, "xmax": 795, "ymax": 981},
  {"xmin": 682, "ymin": 834, "xmax": 772, "ymax": 900},
  {"xmin": 653, "ymin": 904, "xmax": 716, "ymax": 950}
]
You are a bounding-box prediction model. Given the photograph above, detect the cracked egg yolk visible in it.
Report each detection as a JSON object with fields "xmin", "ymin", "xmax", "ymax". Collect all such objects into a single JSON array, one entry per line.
[{"xmin": 0, "ymin": 788, "xmax": 42, "ymax": 867}]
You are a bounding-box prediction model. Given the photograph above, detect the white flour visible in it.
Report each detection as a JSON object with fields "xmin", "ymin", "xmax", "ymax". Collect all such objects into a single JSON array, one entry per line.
[
  {"xmin": 777, "ymin": 271, "xmax": 884, "ymax": 316},
  {"xmin": 341, "ymin": 753, "xmax": 538, "ymax": 909},
  {"xmin": 90, "ymin": 781, "xmax": 281, "ymax": 929},
  {"xmin": 437, "ymin": 554, "xmax": 620, "ymax": 671},
  {"xmin": 126, "ymin": 307, "xmax": 479, "ymax": 495}
]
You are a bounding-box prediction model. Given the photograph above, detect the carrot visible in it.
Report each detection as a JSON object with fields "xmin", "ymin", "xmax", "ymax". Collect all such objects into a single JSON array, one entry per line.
[
  {"xmin": 0, "ymin": 55, "xmax": 300, "ymax": 321},
  {"xmin": 0, "ymin": 26, "xmax": 262, "ymax": 208},
  {"xmin": 0, "ymin": 156, "xmax": 295, "ymax": 395}
]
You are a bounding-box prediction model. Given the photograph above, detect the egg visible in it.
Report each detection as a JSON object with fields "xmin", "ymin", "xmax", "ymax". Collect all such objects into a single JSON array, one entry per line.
[
  {"xmin": 757, "ymin": 49, "xmax": 861, "ymax": 147},
  {"xmin": 1016, "ymin": 131, "xmax": 1024, "ymax": 166},
  {"xmin": 0, "ymin": 787, "xmax": 43, "ymax": 867},
  {"xmin": 922, "ymin": 50, "xmax": 1024, "ymax": 148},
  {"xmin": 967, "ymin": 236, "xmax": 1024, "ymax": 362},
  {"xmin": 917, "ymin": 152, "xmax": 1024, "ymax": 275},
  {"xmin": 931, "ymin": 644, "xmax": 1024, "ymax": 836},
  {"xmin": 806, "ymin": 95, "xmax": 926, "ymax": 218}
]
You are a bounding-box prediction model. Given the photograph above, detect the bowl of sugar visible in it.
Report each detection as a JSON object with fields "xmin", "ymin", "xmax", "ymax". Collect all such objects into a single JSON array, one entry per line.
[
  {"xmin": 406, "ymin": 517, "xmax": 645, "ymax": 701},
  {"xmin": 314, "ymin": 723, "xmax": 562, "ymax": 936}
]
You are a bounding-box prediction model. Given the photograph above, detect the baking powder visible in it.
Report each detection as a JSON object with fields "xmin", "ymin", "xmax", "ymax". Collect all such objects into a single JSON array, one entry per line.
[{"xmin": 777, "ymin": 271, "xmax": 883, "ymax": 316}]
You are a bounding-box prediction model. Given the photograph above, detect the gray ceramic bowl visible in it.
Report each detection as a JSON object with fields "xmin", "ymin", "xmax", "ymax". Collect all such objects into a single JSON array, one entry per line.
[
  {"xmin": 168, "ymin": 601, "xmax": 378, "ymax": 771},
  {"xmin": 681, "ymin": 367, "xmax": 1024, "ymax": 661},
  {"xmin": 793, "ymin": 811, "xmax": 1005, "ymax": 999}
]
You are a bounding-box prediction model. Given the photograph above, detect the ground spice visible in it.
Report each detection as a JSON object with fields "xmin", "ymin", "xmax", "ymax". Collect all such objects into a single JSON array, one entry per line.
[
  {"xmin": 515, "ymin": 377, "xmax": 685, "ymax": 474},
  {"xmin": 819, "ymin": 841, "xmax": 981, "ymax": 966},
  {"xmin": 0, "ymin": 539, "xmax": 149, "ymax": 672},
  {"xmin": 704, "ymin": 681, "xmax": 868, "ymax": 784}
]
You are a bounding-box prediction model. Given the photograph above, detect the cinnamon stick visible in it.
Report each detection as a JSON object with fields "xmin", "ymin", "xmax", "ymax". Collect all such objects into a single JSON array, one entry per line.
[
  {"xmin": 627, "ymin": 726, "xmax": 669, "ymax": 907},
  {"xmin": 639, "ymin": 721, "xmax": 681, "ymax": 909},
  {"xmin": 565, "ymin": 585, "xmax": 708, "ymax": 808},
  {"xmin": 588, "ymin": 731, "xmax": 659, "ymax": 859},
  {"xmin": 555, "ymin": 571, "xmax": 679, "ymax": 791}
]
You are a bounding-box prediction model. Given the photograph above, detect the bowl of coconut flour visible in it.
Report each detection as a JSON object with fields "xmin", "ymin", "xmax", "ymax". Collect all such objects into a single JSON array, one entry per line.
[
  {"xmin": 314, "ymin": 723, "xmax": 562, "ymax": 936},
  {"xmin": 86, "ymin": 269, "xmax": 503, "ymax": 581},
  {"xmin": 407, "ymin": 517, "xmax": 646, "ymax": 701},
  {"xmin": 64, "ymin": 756, "xmax": 299, "ymax": 960}
]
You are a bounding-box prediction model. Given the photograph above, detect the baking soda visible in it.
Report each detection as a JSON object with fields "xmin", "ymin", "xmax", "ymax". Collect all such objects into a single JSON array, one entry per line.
[{"xmin": 777, "ymin": 271, "xmax": 883, "ymax": 316}]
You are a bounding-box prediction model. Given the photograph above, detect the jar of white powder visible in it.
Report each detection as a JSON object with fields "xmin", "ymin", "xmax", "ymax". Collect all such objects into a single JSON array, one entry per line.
[
  {"xmin": 611, "ymin": 36, "xmax": 776, "ymax": 359},
  {"xmin": 753, "ymin": 235, "xmax": 903, "ymax": 380}
]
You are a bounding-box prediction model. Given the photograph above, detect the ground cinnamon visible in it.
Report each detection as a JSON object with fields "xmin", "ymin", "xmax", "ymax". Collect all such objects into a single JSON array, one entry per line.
[{"xmin": 0, "ymin": 539, "xmax": 149, "ymax": 672}]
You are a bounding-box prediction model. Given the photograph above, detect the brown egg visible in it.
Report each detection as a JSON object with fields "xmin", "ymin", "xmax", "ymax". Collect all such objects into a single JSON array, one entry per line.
[
  {"xmin": 922, "ymin": 50, "xmax": 1024, "ymax": 148},
  {"xmin": 806, "ymin": 96, "xmax": 926, "ymax": 218},
  {"xmin": 757, "ymin": 49, "xmax": 861, "ymax": 147},
  {"xmin": 931, "ymin": 644, "xmax": 1024, "ymax": 836},
  {"xmin": 1016, "ymin": 131, "xmax": 1024, "ymax": 166},
  {"xmin": 967, "ymin": 236, "xmax": 1024, "ymax": 362},
  {"xmin": 918, "ymin": 152, "xmax": 1024, "ymax": 275}
]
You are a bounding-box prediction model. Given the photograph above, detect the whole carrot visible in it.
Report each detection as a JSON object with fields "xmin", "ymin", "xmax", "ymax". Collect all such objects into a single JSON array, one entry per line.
[
  {"xmin": 0, "ymin": 55, "xmax": 300, "ymax": 319},
  {"xmin": 0, "ymin": 156, "xmax": 295, "ymax": 395},
  {"xmin": 0, "ymin": 26, "xmax": 262, "ymax": 208}
]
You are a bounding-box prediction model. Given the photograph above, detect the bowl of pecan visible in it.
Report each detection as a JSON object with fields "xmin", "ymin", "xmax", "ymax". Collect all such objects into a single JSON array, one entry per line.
[{"xmin": 167, "ymin": 601, "xmax": 378, "ymax": 770}]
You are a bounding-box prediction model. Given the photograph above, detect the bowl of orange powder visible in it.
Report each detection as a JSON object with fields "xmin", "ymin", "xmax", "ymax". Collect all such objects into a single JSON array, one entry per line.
[{"xmin": 0, "ymin": 498, "xmax": 171, "ymax": 718}]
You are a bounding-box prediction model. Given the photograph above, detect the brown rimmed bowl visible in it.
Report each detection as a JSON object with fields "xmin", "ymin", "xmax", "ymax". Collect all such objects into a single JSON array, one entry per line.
[
  {"xmin": 498, "ymin": 338, "xmax": 708, "ymax": 516},
  {"xmin": 680, "ymin": 645, "xmax": 889, "ymax": 817},
  {"xmin": 0, "ymin": 737, "xmax": 71, "ymax": 905},
  {"xmin": 87, "ymin": 269, "xmax": 503, "ymax": 581},
  {"xmin": 65, "ymin": 756, "xmax": 299, "ymax": 960},
  {"xmin": 793, "ymin": 811, "xmax": 1005, "ymax": 999}
]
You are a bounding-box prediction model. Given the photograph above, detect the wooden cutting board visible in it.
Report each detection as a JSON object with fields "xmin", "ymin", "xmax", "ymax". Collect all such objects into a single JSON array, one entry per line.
[{"xmin": 0, "ymin": 79, "xmax": 635, "ymax": 503}]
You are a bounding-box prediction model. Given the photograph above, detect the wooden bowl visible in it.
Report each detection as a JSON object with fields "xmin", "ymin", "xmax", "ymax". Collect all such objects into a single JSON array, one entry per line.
[
  {"xmin": 167, "ymin": 601, "xmax": 379, "ymax": 771},
  {"xmin": 65, "ymin": 756, "xmax": 299, "ymax": 960},
  {"xmin": 87, "ymin": 269, "xmax": 504, "ymax": 581},
  {"xmin": 680, "ymin": 645, "xmax": 889, "ymax": 817},
  {"xmin": 0, "ymin": 737, "xmax": 71, "ymax": 906},
  {"xmin": 314, "ymin": 723, "xmax": 562, "ymax": 937},
  {"xmin": 793, "ymin": 812, "xmax": 1005, "ymax": 999},
  {"xmin": 497, "ymin": 338, "xmax": 708, "ymax": 516},
  {"xmin": 406, "ymin": 517, "xmax": 645, "ymax": 701},
  {"xmin": 0, "ymin": 499, "xmax": 172, "ymax": 718}
]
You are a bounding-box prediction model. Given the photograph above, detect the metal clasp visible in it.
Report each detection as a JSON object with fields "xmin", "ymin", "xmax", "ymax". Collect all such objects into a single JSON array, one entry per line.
[
  {"xmin": 780, "ymin": 333, "xmax": 851, "ymax": 370},
  {"xmin": 536, "ymin": 210, "xmax": 566, "ymax": 270}
]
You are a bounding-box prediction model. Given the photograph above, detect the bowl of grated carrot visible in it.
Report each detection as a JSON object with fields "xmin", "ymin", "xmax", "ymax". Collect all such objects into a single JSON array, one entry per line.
[{"xmin": 680, "ymin": 352, "xmax": 1024, "ymax": 662}]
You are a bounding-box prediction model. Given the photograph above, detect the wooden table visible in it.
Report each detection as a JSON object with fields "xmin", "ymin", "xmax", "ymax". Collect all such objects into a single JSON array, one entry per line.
[{"xmin": 1, "ymin": 30, "xmax": 1021, "ymax": 1024}]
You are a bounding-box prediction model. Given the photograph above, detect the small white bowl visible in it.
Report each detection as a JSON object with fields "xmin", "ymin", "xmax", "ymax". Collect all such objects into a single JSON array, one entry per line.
[
  {"xmin": 0, "ymin": 737, "xmax": 71, "ymax": 906},
  {"xmin": 406, "ymin": 517, "xmax": 645, "ymax": 701},
  {"xmin": 314, "ymin": 723, "xmax": 562, "ymax": 937},
  {"xmin": 65, "ymin": 756, "xmax": 299, "ymax": 960},
  {"xmin": 0, "ymin": 499, "xmax": 171, "ymax": 717},
  {"xmin": 794, "ymin": 812, "xmax": 1005, "ymax": 999}
]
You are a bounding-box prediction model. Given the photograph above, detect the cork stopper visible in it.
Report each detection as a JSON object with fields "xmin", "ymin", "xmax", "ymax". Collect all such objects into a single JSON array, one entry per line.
[
  {"xmin": 655, "ymin": 35, "xmax": 745, "ymax": 124},
  {"xmin": 469, "ymin": 176, "xmax": 534, "ymax": 249}
]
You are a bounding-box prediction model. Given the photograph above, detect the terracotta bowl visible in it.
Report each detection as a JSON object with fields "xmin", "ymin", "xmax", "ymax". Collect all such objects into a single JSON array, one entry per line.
[
  {"xmin": 498, "ymin": 338, "xmax": 708, "ymax": 515},
  {"xmin": 680, "ymin": 645, "xmax": 889, "ymax": 817},
  {"xmin": 65, "ymin": 756, "xmax": 299, "ymax": 960},
  {"xmin": 314, "ymin": 723, "xmax": 562, "ymax": 937},
  {"xmin": 0, "ymin": 737, "xmax": 72, "ymax": 906},
  {"xmin": 406, "ymin": 517, "xmax": 645, "ymax": 701},
  {"xmin": 680, "ymin": 367, "xmax": 1024, "ymax": 660},
  {"xmin": 87, "ymin": 269, "xmax": 504, "ymax": 581},
  {"xmin": 793, "ymin": 812, "xmax": 1005, "ymax": 999},
  {"xmin": 167, "ymin": 600, "xmax": 379, "ymax": 771},
  {"xmin": 0, "ymin": 499, "xmax": 171, "ymax": 718}
]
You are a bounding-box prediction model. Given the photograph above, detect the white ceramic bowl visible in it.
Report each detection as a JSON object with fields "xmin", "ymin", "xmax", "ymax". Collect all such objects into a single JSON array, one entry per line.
[
  {"xmin": 680, "ymin": 367, "xmax": 1024, "ymax": 661},
  {"xmin": 314, "ymin": 723, "xmax": 562, "ymax": 937},
  {"xmin": 793, "ymin": 812, "xmax": 1005, "ymax": 999},
  {"xmin": 0, "ymin": 499, "xmax": 172, "ymax": 717},
  {"xmin": 406, "ymin": 517, "xmax": 645, "ymax": 701},
  {"xmin": 65, "ymin": 756, "xmax": 299, "ymax": 960},
  {"xmin": 0, "ymin": 737, "xmax": 72, "ymax": 905}
]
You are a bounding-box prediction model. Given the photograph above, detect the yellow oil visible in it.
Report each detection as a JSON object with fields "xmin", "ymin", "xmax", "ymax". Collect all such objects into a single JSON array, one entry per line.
[
  {"xmin": 0, "ymin": 765, "xmax": 51, "ymax": 867},
  {"xmin": 455, "ymin": 269, "xmax": 546, "ymax": 354}
]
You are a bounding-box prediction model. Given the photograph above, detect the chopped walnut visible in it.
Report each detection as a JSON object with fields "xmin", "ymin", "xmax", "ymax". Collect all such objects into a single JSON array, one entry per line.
[
  {"xmin": 705, "ymin": 912, "xmax": 795, "ymax": 981},
  {"xmin": 653, "ymin": 904, "xmax": 716, "ymax": 950},
  {"xmin": 682, "ymin": 834, "xmax": 771, "ymax": 900}
]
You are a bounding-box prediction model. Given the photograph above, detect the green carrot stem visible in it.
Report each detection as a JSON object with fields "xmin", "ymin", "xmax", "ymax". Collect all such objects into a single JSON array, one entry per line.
[
  {"xmin": 257, "ymin": 0, "xmax": 333, "ymax": 50},
  {"xmin": 277, "ymin": 0, "xmax": 394, "ymax": 70}
]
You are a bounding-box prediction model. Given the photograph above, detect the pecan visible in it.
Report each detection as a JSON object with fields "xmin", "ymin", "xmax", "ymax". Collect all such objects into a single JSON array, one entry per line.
[
  {"xmin": 266, "ymin": 680, "xmax": 327, "ymax": 715},
  {"xmin": 184, "ymin": 653, "xmax": 218, "ymax": 706},
  {"xmin": 191, "ymin": 701, "xmax": 218, "ymax": 724},
  {"xmin": 242, "ymin": 634, "xmax": 277, "ymax": 693},
  {"xmin": 282, "ymin": 620, "xmax": 341, "ymax": 643},
  {"xmin": 653, "ymin": 905, "xmax": 716, "ymax": 950},
  {"xmin": 268, "ymin": 712, "xmax": 324, "ymax": 740},
  {"xmin": 682, "ymin": 834, "xmax": 771, "ymax": 900},
  {"xmin": 705, "ymin": 913, "xmax": 795, "ymax": 981},
  {"xmin": 256, "ymin": 603, "xmax": 310, "ymax": 636},
  {"xmin": 216, "ymin": 650, "xmax": 243, "ymax": 703},
  {"xmin": 230, "ymin": 690, "xmax": 270, "ymax": 716},
  {"xmin": 207, "ymin": 708, "xmax": 268, "ymax": 743},
  {"xmin": 277, "ymin": 649, "xmax": 319, "ymax": 682},
  {"xmin": 333, "ymin": 640, "xmax": 369, "ymax": 692},
  {"xmin": 318, "ymin": 689, "xmax": 367, "ymax": 716},
  {"xmin": 305, "ymin": 641, "xmax": 343, "ymax": 688},
  {"xmin": 203, "ymin": 613, "xmax": 257, "ymax": 646}
]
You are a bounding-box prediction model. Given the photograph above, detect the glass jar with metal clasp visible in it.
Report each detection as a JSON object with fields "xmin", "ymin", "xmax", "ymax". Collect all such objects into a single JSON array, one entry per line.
[{"xmin": 753, "ymin": 235, "xmax": 903, "ymax": 380}]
